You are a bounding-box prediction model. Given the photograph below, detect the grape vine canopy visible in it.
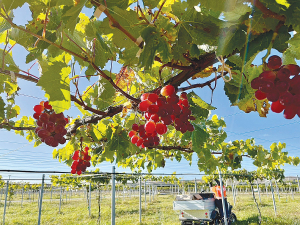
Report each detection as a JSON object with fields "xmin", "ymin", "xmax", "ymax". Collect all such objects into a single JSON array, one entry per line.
[{"xmin": 0, "ymin": 0, "xmax": 299, "ymax": 177}]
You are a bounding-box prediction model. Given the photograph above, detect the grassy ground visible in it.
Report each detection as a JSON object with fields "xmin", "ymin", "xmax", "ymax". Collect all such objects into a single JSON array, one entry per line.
[
  {"xmin": 1, "ymin": 190, "xmax": 300, "ymax": 224},
  {"xmin": 227, "ymin": 193, "xmax": 300, "ymax": 225}
]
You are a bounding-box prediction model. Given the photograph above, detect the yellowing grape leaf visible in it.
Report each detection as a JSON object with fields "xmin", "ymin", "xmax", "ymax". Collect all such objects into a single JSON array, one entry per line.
[
  {"xmin": 276, "ymin": 0, "xmax": 290, "ymax": 8},
  {"xmin": 233, "ymin": 93, "xmax": 270, "ymax": 117},
  {"xmin": 192, "ymin": 66, "xmax": 215, "ymax": 79},
  {"xmin": 75, "ymin": 13, "xmax": 90, "ymax": 34}
]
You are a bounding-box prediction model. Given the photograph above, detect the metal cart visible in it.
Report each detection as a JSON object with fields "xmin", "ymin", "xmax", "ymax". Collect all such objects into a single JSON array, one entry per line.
[{"xmin": 173, "ymin": 193, "xmax": 237, "ymax": 225}]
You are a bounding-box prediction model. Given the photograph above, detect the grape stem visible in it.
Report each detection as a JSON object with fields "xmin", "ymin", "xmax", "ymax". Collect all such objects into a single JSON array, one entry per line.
[
  {"xmin": 0, "ymin": 68, "xmax": 39, "ymax": 83},
  {"xmin": 253, "ymin": 0, "xmax": 286, "ymax": 21},
  {"xmin": 137, "ymin": 5, "xmax": 150, "ymax": 24},
  {"xmin": 66, "ymin": 105, "xmax": 123, "ymax": 135},
  {"xmin": 149, "ymin": 146, "xmax": 251, "ymax": 158},
  {"xmin": 148, "ymin": 146, "xmax": 193, "ymax": 153},
  {"xmin": 0, "ymin": 123, "xmax": 35, "ymax": 131},
  {"xmin": 0, "ymin": 67, "xmax": 115, "ymax": 118},
  {"xmin": 90, "ymin": 0, "xmax": 195, "ymax": 72},
  {"xmin": 152, "ymin": 0, "xmax": 167, "ymax": 23},
  {"xmin": 70, "ymin": 95, "xmax": 123, "ymax": 116},
  {"xmin": 177, "ymin": 74, "xmax": 223, "ymax": 92},
  {"xmin": 63, "ymin": 30, "xmax": 89, "ymax": 58},
  {"xmin": 0, "ymin": 9, "xmax": 140, "ymax": 104},
  {"xmin": 262, "ymin": 20, "xmax": 285, "ymax": 64},
  {"xmin": 89, "ymin": 0, "xmax": 225, "ymax": 91},
  {"xmin": 2, "ymin": 30, "xmax": 9, "ymax": 70}
]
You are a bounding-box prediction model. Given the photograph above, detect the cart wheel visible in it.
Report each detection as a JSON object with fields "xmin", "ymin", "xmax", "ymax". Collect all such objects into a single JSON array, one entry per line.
[
  {"xmin": 213, "ymin": 219, "xmax": 220, "ymax": 225},
  {"xmin": 229, "ymin": 213, "xmax": 237, "ymax": 223},
  {"xmin": 181, "ymin": 221, "xmax": 193, "ymax": 225}
]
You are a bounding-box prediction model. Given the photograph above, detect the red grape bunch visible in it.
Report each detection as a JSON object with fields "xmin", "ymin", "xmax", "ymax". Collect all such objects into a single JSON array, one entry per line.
[
  {"xmin": 251, "ymin": 55, "xmax": 300, "ymax": 119},
  {"xmin": 71, "ymin": 147, "xmax": 91, "ymax": 175},
  {"xmin": 128, "ymin": 85, "xmax": 195, "ymax": 148},
  {"xmin": 33, "ymin": 101, "xmax": 68, "ymax": 147}
]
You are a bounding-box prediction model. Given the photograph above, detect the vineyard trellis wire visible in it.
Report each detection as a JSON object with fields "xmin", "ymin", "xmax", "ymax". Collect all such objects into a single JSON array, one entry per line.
[{"xmin": 0, "ymin": 168, "xmax": 300, "ymax": 224}]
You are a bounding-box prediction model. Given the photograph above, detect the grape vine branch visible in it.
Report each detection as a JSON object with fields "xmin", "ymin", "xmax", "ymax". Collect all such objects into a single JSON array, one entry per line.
[{"xmin": 0, "ymin": 0, "xmax": 299, "ymax": 175}]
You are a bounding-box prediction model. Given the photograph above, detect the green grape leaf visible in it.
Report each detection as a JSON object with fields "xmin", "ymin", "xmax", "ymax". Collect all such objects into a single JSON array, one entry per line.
[
  {"xmin": 119, "ymin": 45, "xmax": 140, "ymax": 66},
  {"xmin": 99, "ymin": 7, "xmax": 140, "ymax": 49},
  {"xmin": 171, "ymin": 1, "xmax": 220, "ymax": 63},
  {"xmin": 257, "ymin": 149, "xmax": 266, "ymax": 162},
  {"xmin": 190, "ymin": 44, "xmax": 201, "ymax": 58},
  {"xmin": 0, "ymin": 49, "xmax": 18, "ymax": 71},
  {"xmin": 139, "ymin": 26, "xmax": 171, "ymax": 69},
  {"xmin": 273, "ymin": 26, "xmax": 290, "ymax": 53},
  {"xmin": 171, "ymin": 26, "xmax": 192, "ymax": 64},
  {"xmin": 26, "ymin": 48, "xmax": 43, "ymax": 64},
  {"xmin": 287, "ymin": 33, "xmax": 300, "ymax": 60},
  {"xmin": 37, "ymin": 61, "xmax": 71, "ymax": 113},
  {"xmin": 35, "ymin": 31, "xmax": 57, "ymax": 51},
  {"xmin": 188, "ymin": 91, "xmax": 216, "ymax": 110},
  {"xmin": 181, "ymin": 131, "xmax": 192, "ymax": 146},
  {"xmin": 156, "ymin": 16, "xmax": 178, "ymax": 43},
  {"xmin": 241, "ymin": 32, "xmax": 273, "ymax": 63},
  {"xmin": 217, "ymin": 25, "xmax": 247, "ymax": 56},
  {"xmin": 227, "ymin": 55, "xmax": 243, "ymax": 68},
  {"xmin": 282, "ymin": 49, "xmax": 297, "ymax": 65},
  {"xmin": 181, "ymin": 11, "xmax": 220, "ymax": 47},
  {"xmin": 143, "ymin": 0, "xmax": 160, "ymax": 8},
  {"xmin": 60, "ymin": 29, "xmax": 87, "ymax": 58},
  {"xmin": 85, "ymin": 65, "xmax": 96, "ymax": 78},
  {"xmin": 187, "ymin": 91, "xmax": 215, "ymax": 120},
  {"xmin": 96, "ymin": 0, "xmax": 132, "ymax": 10},
  {"xmin": 191, "ymin": 123, "xmax": 209, "ymax": 153},
  {"xmin": 1, "ymin": 0, "xmax": 27, "ymax": 10},
  {"xmin": 0, "ymin": 73, "xmax": 18, "ymax": 95},
  {"xmin": 154, "ymin": 154, "xmax": 165, "ymax": 168},
  {"xmin": 0, "ymin": 97, "xmax": 5, "ymax": 120},
  {"xmin": 9, "ymin": 28, "xmax": 36, "ymax": 49},
  {"xmin": 246, "ymin": 65, "xmax": 263, "ymax": 83},
  {"xmin": 123, "ymin": 113, "xmax": 136, "ymax": 130},
  {"xmin": 90, "ymin": 121, "xmax": 107, "ymax": 141},
  {"xmin": 284, "ymin": 3, "xmax": 300, "ymax": 32},
  {"xmin": 0, "ymin": 16, "xmax": 11, "ymax": 33},
  {"xmin": 210, "ymin": 114, "xmax": 226, "ymax": 128},
  {"xmin": 293, "ymin": 157, "xmax": 300, "ymax": 166},
  {"xmin": 222, "ymin": 2, "xmax": 252, "ymax": 22},
  {"xmin": 61, "ymin": 0, "xmax": 88, "ymax": 32},
  {"xmin": 94, "ymin": 32, "xmax": 115, "ymax": 68},
  {"xmin": 83, "ymin": 73, "xmax": 115, "ymax": 111},
  {"xmin": 198, "ymin": 0, "xmax": 237, "ymax": 12},
  {"xmin": 105, "ymin": 129, "xmax": 129, "ymax": 162},
  {"xmin": 6, "ymin": 105, "xmax": 20, "ymax": 119},
  {"xmin": 223, "ymin": 65, "xmax": 260, "ymax": 105},
  {"xmin": 244, "ymin": 10, "xmax": 278, "ymax": 35}
]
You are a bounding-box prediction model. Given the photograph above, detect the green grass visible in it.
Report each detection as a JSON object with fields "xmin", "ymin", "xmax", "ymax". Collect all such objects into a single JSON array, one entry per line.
[
  {"xmin": 1, "ymin": 191, "xmax": 300, "ymax": 224},
  {"xmin": 227, "ymin": 193, "xmax": 300, "ymax": 225}
]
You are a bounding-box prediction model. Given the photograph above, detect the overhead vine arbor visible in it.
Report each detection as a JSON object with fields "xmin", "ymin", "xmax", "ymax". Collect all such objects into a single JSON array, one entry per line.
[{"xmin": 0, "ymin": 0, "xmax": 299, "ymax": 175}]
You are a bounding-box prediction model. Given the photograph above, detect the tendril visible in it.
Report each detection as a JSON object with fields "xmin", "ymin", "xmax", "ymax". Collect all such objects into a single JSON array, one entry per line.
[{"xmin": 216, "ymin": 55, "xmax": 232, "ymax": 82}]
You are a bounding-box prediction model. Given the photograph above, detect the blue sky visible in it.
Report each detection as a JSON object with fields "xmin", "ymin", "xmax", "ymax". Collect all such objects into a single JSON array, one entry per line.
[{"xmin": 0, "ymin": 3, "xmax": 299, "ymax": 183}]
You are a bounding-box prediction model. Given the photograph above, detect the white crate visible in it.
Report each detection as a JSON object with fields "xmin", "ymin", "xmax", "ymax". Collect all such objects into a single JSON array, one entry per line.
[
  {"xmin": 179, "ymin": 209, "xmax": 212, "ymax": 220},
  {"xmin": 173, "ymin": 199, "xmax": 215, "ymax": 211}
]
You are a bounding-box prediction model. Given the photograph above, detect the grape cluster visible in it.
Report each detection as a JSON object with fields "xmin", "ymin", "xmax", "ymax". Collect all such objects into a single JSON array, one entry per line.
[
  {"xmin": 128, "ymin": 85, "xmax": 195, "ymax": 148},
  {"xmin": 33, "ymin": 101, "xmax": 68, "ymax": 147},
  {"xmin": 251, "ymin": 55, "xmax": 300, "ymax": 119},
  {"xmin": 71, "ymin": 147, "xmax": 91, "ymax": 175}
]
